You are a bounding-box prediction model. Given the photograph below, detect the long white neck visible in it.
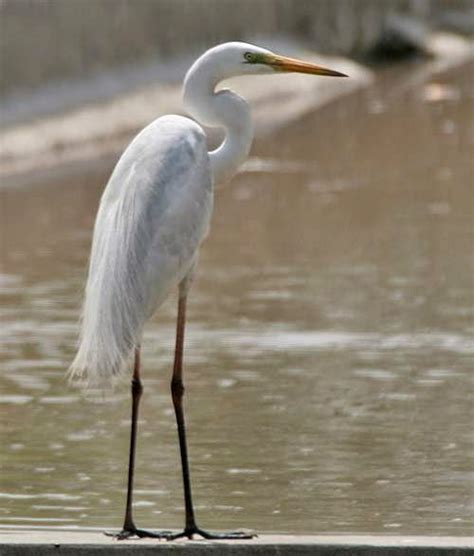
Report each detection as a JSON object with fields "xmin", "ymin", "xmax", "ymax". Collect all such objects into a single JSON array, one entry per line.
[{"xmin": 183, "ymin": 58, "xmax": 254, "ymax": 185}]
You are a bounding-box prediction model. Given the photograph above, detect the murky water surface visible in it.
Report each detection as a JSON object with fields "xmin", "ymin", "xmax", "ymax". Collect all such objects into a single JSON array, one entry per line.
[{"xmin": 1, "ymin": 61, "xmax": 473, "ymax": 535}]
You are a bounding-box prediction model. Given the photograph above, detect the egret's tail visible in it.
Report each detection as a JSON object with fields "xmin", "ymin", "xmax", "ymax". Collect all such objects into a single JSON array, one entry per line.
[
  {"xmin": 68, "ymin": 305, "xmax": 138, "ymax": 387},
  {"xmin": 68, "ymin": 272, "xmax": 145, "ymax": 386},
  {"xmin": 68, "ymin": 199, "xmax": 151, "ymax": 387}
]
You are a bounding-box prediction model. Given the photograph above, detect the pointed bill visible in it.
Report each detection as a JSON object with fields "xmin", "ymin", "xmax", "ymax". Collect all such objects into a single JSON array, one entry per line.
[{"xmin": 266, "ymin": 54, "xmax": 348, "ymax": 77}]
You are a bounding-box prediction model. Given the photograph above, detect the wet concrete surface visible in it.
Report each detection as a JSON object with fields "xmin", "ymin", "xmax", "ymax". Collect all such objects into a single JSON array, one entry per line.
[{"xmin": 1, "ymin": 531, "xmax": 473, "ymax": 556}]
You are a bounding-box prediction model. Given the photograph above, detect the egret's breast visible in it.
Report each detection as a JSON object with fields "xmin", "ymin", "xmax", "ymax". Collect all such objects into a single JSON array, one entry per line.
[{"xmin": 135, "ymin": 116, "xmax": 213, "ymax": 314}]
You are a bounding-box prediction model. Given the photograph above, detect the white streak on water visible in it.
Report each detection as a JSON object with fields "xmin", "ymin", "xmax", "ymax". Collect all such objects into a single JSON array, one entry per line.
[
  {"xmin": 185, "ymin": 328, "xmax": 474, "ymax": 356},
  {"xmin": 0, "ymin": 493, "xmax": 81, "ymax": 501}
]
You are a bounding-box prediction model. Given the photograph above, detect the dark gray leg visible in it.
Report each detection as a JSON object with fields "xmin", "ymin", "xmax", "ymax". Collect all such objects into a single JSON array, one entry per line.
[
  {"xmin": 106, "ymin": 348, "xmax": 170, "ymax": 540},
  {"xmin": 167, "ymin": 286, "xmax": 255, "ymax": 541}
]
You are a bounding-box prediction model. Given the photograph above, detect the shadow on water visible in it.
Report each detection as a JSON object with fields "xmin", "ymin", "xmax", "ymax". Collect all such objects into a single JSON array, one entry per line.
[{"xmin": 0, "ymin": 60, "xmax": 473, "ymax": 534}]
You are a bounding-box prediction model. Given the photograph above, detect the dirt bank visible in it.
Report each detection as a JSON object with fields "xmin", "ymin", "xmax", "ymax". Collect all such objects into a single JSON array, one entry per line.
[{"xmin": 0, "ymin": 32, "xmax": 471, "ymax": 188}]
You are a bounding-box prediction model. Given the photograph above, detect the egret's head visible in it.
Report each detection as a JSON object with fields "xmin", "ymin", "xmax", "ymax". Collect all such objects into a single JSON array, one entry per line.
[
  {"xmin": 194, "ymin": 42, "xmax": 348, "ymax": 80},
  {"xmin": 241, "ymin": 44, "xmax": 347, "ymax": 78}
]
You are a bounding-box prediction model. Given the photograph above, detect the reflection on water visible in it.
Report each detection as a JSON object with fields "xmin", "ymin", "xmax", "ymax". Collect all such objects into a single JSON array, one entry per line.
[{"xmin": 1, "ymin": 61, "xmax": 473, "ymax": 535}]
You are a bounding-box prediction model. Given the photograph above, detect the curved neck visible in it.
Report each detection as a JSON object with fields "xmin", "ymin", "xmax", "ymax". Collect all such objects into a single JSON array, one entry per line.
[{"xmin": 183, "ymin": 60, "xmax": 254, "ymax": 184}]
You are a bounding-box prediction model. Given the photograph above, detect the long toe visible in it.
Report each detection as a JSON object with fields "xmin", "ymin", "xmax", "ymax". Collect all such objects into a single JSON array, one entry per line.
[
  {"xmin": 198, "ymin": 529, "xmax": 255, "ymax": 540},
  {"xmin": 105, "ymin": 527, "xmax": 172, "ymax": 540},
  {"xmin": 167, "ymin": 528, "xmax": 255, "ymax": 541}
]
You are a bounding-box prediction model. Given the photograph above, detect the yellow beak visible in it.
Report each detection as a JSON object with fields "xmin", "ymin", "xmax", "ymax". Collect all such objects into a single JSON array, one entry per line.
[{"xmin": 267, "ymin": 54, "xmax": 348, "ymax": 78}]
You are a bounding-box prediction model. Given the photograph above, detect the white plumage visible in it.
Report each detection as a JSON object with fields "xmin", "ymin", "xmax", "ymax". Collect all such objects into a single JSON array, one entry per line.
[
  {"xmin": 69, "ymin": 42, "xmax": 346, "ymax": 388},
  {"xmin": 70, "ymin": 116, "xmax": 212, "ymax": 383}
]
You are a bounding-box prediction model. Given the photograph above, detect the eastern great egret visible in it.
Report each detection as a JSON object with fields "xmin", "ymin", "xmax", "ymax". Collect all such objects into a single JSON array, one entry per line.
[{"xmin": 70, "ymin": 41, "xmax": 347, "ymax": 541}]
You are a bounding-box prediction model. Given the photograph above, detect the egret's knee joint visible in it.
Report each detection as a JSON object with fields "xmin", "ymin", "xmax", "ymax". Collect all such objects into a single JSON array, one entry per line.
[
  {"xmin": 131, "ymin": 377, "xmax": 143, "ymax": 397},
  {"xmin": 171, "ymin": 378, "xmax": 185, "ymax": 400}
]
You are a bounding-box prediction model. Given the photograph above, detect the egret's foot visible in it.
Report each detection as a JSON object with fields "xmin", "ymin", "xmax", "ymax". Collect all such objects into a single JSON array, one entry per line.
[
  {"xmin": 167, "ymin": 527, "xmax": 255, "ymax": 541},
  {"xmin": 105, "ymin": 526, "xmax": 172, "ymax": 540}
]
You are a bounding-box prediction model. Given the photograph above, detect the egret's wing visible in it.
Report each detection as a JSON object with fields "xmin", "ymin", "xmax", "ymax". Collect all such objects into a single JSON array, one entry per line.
[{"xmin": 70, "ymin": 115, "xmax": 212, "ymax": 384}]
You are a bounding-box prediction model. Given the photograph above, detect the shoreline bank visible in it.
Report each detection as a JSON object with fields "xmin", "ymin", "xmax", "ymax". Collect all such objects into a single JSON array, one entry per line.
[{"xmin": 0, "ymin": 32, "xmax": 472, "ymax": 188}]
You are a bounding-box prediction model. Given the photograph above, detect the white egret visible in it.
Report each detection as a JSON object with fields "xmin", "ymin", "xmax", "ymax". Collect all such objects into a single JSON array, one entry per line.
[{"xmin": 69, "ymin": 41, "xmax": 347, "ymax": 541}]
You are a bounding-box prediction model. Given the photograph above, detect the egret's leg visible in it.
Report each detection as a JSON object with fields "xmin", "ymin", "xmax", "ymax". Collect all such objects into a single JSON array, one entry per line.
[
  {"xmin": 123, "ymin": 348, "xmax": 142, "ymax": 531},
  {"xmin": 167, "ymin": 288, "xmax": 255, "ymax": 541},
  {"xmin": 106, "ymin": 348, "xmax": 170, "ymax": 540},
  {"xmin": 170, "ymin": 292, "xmax": 196, "ymax": 532}
]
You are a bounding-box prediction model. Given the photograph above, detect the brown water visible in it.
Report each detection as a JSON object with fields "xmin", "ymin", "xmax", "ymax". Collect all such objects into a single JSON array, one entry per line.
[{"xmin": 1, "ymin": 60, "xmax": 473, "ymax": 535}]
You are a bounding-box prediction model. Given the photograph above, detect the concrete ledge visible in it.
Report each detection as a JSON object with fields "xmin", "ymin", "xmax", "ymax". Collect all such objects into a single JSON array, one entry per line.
[{"xmin": 0, "ymin": 530, "xmax": 473, "ymax": 555}]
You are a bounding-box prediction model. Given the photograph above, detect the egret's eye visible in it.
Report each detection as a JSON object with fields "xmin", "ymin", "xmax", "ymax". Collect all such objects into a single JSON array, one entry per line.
[{"xmin": 244, "ymin": 52, "xmax": 257, "ymax": 63}]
